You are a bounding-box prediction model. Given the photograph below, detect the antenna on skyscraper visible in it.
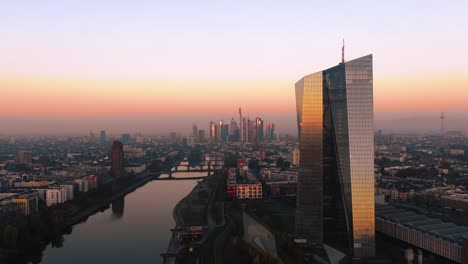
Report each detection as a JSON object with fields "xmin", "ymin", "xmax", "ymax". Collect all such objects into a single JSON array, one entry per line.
[{"xmin": 341, "ymin": 39, "xmax": 345, "ymax": 64}]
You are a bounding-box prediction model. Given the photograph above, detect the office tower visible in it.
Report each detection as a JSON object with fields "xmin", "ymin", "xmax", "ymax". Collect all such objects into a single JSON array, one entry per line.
[
  {"xmin": 218, "ymin": 120, "xmax": 224, "ymax": 142},
  {"xmin": 266, "ymin": 123, "xmax": 275, "ymax": 142},
  {"xmin": 15, "ymin": 149, "xmax": 32, "ymax": 166},
  {"xmin": 229, "ymin": 118, "xmax": 240, "ymax": 142},
  {"xmin": 121, "ymin": 133, "xmax": 131, "ymax": 143},
  {"xmin": 89, "ymin": 130, "xmax": 97, "ymax": 143},
  {"xmin": 221, "ymin": 123, "xmax": 229, "ymax": 142},
  {"xmin": 192, "ymin": 124, "xmax": 198, "ymax": 141},
  {"xmin": 209, "ymin": 121, "xmax": 219, "ymax": 144},
  {"xmin": 243, "ymin": 116, "xmax": 249, "ymax": 143},
  {"xmin": 169, "ymin": 132, "xmax": 177, "ymax": 142},
  {"xmin": 111, "ymin": 141, "xmax": 125, "ymax": 178},
  {"xmin": 255, "ymin": 117, "xmax": 264, "ymax": 143},
  {"xmin": 239, "ymin": 107, "xmax": 243, "ymax": 142},
  {"xmin": 295, "ymin": 55, "xmax": 375, "ymax": 257},
  {"xmin": 100, "ymin": 130, "xmax": 106, "ymax": 144},
  {"xmin": 248, "ymin": 119, "xmax": 255, "ymax": 144},
  {"xmin": 198, "ymin": 130, "xmax": 206, "ymax": 143}
]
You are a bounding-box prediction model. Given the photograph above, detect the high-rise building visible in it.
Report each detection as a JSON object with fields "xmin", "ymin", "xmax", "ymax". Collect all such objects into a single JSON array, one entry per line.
[
  {"xmin": 266, "ymin": 123, "xmax": 275, "ymax": 142},
  {"xmin": 239, "ymin": 107, "xmax": 244, "ymax": 142},
  {"xmin": 209, "ymin": 121, "xmax": 218, "ymax": 144},
  {"xmin": 229, "ymin": 118, "xmax": 239, "ymax": 142},
  {"xmin": 218, "ymin": 120, "xmax": 224, "ymax": 142},
  {"xmin": 295, "ymin": 55, "xmax": 375, "ymax": 257},
  {"xmin": 111, "ymin": 141, "xmax": 125, "ymax": 178},
  {"xmin": 221, "ymin": 123, "xmax": 229, "ymax": 142},
  {"xmin": 89, "ymin": 130, "xmax": 97, "ymax": 143},
  {"xmin": 121, "ymin": 133, "xmax": 131, "ymax": 143},
  {"xmin": 100, "ymin": 130, "xmax": 106, "ymax": 144},
  {"xmin": 192, "ymin": 124, "xmax": 198, "ymax": 142},
  {"xmin": 15, "ymin": 149, "xmax": 32, "ymax": 166},
  {"xmin": 255, "ymin": 117, "xmax": 264, "ymax": 144},
  {"xmin": 198, "ymin": 130, "xmax": 206, "ymax": 143},
  {"xmin": 243, "ymin": 117, "xmax": 249, "ymax": 143}
]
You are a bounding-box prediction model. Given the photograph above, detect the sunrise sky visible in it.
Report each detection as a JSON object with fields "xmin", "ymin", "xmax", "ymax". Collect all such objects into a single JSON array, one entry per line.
[{"xmin": 1, "ymin": 1, "xmax": 467, "ymax": 134}]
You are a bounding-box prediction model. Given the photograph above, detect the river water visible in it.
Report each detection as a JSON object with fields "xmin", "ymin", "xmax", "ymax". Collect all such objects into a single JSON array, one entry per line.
[{"xmin": 40, "ymin": 170, "xmax": 205, "ymax": 264}]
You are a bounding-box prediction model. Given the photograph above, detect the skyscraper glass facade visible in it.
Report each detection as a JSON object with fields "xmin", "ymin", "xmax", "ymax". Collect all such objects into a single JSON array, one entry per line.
[{"xmin": 295, "ymin": 55, "xmax": 375, "ymax": 257}]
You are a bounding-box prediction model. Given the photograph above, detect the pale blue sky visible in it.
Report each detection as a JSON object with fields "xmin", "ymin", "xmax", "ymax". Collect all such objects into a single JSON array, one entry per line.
[{"xmin": 1, "ymin": 0, "xmax": 467, "ymax": 79}]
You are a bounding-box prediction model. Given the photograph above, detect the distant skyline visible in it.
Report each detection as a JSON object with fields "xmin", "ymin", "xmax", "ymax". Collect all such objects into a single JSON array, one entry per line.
[
  {"xmin": 1, "ymin": 1, "xmax": 468, "ymax": 134},
  {"xmin": 1, "ymin": 111, "xmax": 468, "ymax": 136}
]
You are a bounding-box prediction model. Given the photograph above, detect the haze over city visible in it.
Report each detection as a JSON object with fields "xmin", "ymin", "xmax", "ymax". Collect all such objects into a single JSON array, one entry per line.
[
  {"xmin": 2, "ymin": 1, "xmax": 468, "ymax": 264},
  {"xmin": 1, "ymin": 1, "xmax": 468, "ymax": 135}
]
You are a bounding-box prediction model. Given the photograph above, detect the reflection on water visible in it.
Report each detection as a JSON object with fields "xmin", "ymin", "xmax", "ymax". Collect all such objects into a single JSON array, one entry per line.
[
  {"xmin": 40, "ymin": 176, "xmax": 197, "ymax": 264},
  {"xmin": 112, "ymin": 197, "xmax": 125, "ymax": 219}
]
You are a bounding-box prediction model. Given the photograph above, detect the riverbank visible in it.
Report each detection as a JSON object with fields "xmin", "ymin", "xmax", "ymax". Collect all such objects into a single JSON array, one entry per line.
[
  {"xmin": 163, "ymin": 169, "xmax": 225, "ymax": 263},
  {"xmin": 0, "ymin": 158, "xmax": 184, "ymax": 264},
  {"xmin": 63, "ymin": 173, "xmax": 157, "ymax": 228}
]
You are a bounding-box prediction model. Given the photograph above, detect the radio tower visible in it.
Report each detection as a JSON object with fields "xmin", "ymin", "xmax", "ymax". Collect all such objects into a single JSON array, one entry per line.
[{"xmin": 440, "ymin": 112, "xmax": 445, "ymax": 134}]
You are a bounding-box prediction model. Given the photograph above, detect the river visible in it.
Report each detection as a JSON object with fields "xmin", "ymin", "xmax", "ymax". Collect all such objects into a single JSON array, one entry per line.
[{"xmin": 40, "ymin": 170, "xmax": 206, "ymax": 264}]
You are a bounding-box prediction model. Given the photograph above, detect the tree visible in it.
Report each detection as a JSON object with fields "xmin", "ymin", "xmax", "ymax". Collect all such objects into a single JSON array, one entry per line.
[
  {"xmin": 276, "ymin": 157, "xmax": 284, "ymax": 168},
  {"xmin": 148, "ymin": 160, "xmax": 162, "ymax": 172},
  {"xmin": 3, "ymin": 224, "xmax": 18, "ymax": 248}
]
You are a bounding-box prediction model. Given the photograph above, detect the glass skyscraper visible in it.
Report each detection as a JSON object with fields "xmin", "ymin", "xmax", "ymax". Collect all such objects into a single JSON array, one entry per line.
[{"xmin": 295, "ymin": 55, "xmax": 375, "ymax": 257}]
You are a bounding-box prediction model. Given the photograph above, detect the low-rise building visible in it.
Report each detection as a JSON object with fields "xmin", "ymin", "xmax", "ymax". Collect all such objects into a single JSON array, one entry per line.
[
  {"xmin": 12, "ymin": 192, "xmax": 39, "ymax": 215},
  {"xmin": 441, "ymin": 195, "xmax": 468, "ymax": 211},
  {"xmin": 236, "ymin": 183, "xmax": 262, "ymax": 199},
  {"xmin": 46, "ymin": 187, "xmax": 67, "ymax": 207},
  {"xmin": 376, "ymin": 204, "xmax": 468, "ymax": 264}
]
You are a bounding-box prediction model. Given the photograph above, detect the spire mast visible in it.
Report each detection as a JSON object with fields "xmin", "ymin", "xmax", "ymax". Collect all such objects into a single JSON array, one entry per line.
[{"xmin": 341, "ymin": 39, "xmax": 345, "ymax": 64}]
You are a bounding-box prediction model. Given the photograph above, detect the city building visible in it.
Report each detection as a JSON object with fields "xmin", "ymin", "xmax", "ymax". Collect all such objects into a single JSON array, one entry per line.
[
  {"xmin": 295, "ymin": 54, "xmax": 375, "ymax": 256},
  {"xmin": 229, "ymin": 118, "xmax": 240, "ymax": 142},
  {"xmin": 121, "ymin": 133, "xmax": 131, "ymax": 143},
  {"xmin": 235, "ymin": 183, "xmax": 262, "ymax": 199},
  {"xmin": 239, "ymin": 107, "xmax": 244, "ymax": 142},
  {"xmin": 292, "ymin": 147, "xmax": 300, "ymax": 167},
  {"xmin": 440, "ymin": 195, "xmax": 468, "ymax": 211},
  {"xmin": 111, "ymin": 141, "xmax": 125, "ymax": 178},
  {"xmin": 198, "ymin": 130, "xmax": 206, "ymax": 143},
  {"xmin": 265, "ymin": 123, "xmax": 275, "ymax": 142},
  {"xmin": 134, "ymin": 132, "xmax": 145, "ymax": 143},
  {"xmin": 12, "ymin": 192, "xmax": 39, "ymax": 216},
  {"xmin": 255, "ymin": 117, "xmax": 264, "ymax": 143},
  {"xmin": 46, "ymin": 187, "xmax": 67, "ymax": 206},
  {"xmin": 242, "ymin": 116, "xmax": 249, "ymax": 143},
  {"xmin": 60, "ymin": 183, "xmax": 75, "ymax": 201},
  {"xmin": 376, "ymin": 204, "xmax": 468, "ymax": 264},
  {"xmin": 15, "ymin": 149, "xmax": 32, "ymax": 166},
  {"xmin": 221, "ymin": 123, "xmax": 229, "ymax": 143},
  {"xmin": 100, "ymin": 130, "xmax": 106, "ymax": 144},
  {"xmin": 209, "ymin": 121, "xmax": 218, "ymax": 144},
  {"xmin": 192, "ymin": 124, "xmax": 198, "ymax": 141}
]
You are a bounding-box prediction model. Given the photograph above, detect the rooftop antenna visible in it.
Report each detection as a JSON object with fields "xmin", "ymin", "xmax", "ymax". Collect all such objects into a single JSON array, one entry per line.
[
  {"xmin": 341, "ymin": 39, "xmax": 345, "ymax": 64},
  {"xmin": 440, "ymin": 112, "xmax": 445, "ymax": 134}
]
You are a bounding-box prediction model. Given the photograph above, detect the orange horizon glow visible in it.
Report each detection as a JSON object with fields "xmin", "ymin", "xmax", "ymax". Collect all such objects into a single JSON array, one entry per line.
[{"xmin": 1, "ymin": 73, "xmax": 467, "ymax": 118}]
